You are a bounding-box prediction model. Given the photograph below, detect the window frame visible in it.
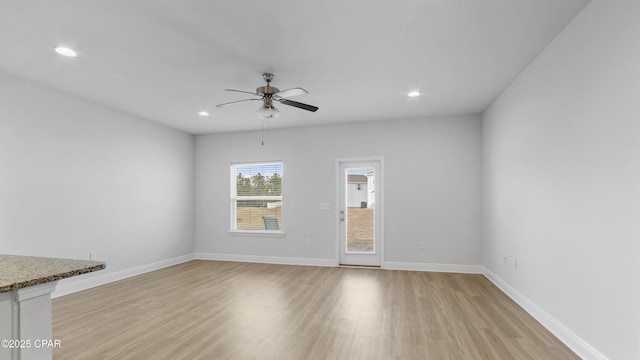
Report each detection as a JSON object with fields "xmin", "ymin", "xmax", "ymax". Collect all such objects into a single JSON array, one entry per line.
[{"xmin": 229, "ymin": 161, "xmax": 284, "ymax": 236}]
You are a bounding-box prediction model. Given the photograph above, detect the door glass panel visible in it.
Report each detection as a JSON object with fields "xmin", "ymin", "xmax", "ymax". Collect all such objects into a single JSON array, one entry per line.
[{"xmin": 345, "ymin": 167, "xmax": 375, "ymax": 253}]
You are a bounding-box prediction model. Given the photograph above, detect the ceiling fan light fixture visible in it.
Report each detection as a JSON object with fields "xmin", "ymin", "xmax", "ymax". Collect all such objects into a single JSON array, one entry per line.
[{"xmin": 256, "ymin": 104, "xmax": 280, "ymax": 119}]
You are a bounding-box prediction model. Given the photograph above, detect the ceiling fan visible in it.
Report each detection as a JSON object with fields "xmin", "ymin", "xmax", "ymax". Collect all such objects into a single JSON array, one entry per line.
[{"xmin": 216, "ymin": 73, "xmax": 319, "ymax": 119}]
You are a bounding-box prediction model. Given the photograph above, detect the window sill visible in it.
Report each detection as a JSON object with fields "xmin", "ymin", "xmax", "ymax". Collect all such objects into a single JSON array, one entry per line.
[{"xmin": 228, "ymin": 230, "xmax": 286, "ymax": 238}]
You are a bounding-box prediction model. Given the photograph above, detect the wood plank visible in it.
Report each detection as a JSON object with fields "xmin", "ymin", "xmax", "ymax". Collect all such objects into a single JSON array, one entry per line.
[{"xmin": 52, "ymin": 261, "xmax": 579, "ymax": 359}]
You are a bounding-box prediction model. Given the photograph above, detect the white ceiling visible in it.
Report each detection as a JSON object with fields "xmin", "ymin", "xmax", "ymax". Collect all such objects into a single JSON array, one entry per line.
[{"xmin": 0, "ymin": 0, "xmax": 590, "ymax": 135}]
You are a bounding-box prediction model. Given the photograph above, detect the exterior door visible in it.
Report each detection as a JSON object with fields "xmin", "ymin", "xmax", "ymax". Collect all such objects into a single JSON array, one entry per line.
[{"xmin": 338, "ymin": 159, "xmax": 383, "ymax": 266}]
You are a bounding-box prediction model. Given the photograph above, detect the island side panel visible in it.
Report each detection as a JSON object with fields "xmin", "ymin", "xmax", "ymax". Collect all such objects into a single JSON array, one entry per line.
[
  {"xmin": 15, "ymin": 282, "xmax": 57, "ymax": 360},
  {"xmin": 1, "ymin": 292, "xmax": 14, "ymax": 360}
]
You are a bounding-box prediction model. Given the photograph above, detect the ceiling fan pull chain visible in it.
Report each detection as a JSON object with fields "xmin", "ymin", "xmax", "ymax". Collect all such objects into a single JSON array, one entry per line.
[{"xmin": 261, "ymin": 116, "xmax": 271, "ymax": 146}]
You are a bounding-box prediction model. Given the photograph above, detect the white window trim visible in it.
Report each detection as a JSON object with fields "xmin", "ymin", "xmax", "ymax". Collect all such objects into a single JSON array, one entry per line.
[
  {"xmin": 230, "ymin": 161, "xmax": 284, "ymax": 235},
  {"xmin": 228, "ymin": 230, "xmax": 286, "ymax": 238}
]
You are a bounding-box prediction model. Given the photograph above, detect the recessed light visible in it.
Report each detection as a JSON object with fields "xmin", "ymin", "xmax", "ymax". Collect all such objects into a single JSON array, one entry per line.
[
  {"xmin": 408, "ymin": 91, "xmax": 421, "ymax": 97},
  {"xmin": 54, "ymin": 47, "xmax": 77, "ymax": 57},
  {"xmin": 198, "ymin": 111, "xmax": 210, "ymax": 117}
]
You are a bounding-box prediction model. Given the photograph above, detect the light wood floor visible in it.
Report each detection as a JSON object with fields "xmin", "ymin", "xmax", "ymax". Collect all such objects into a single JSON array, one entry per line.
[{"xmin": 53, "ymin": 261, "xmax": 579, "ymax": 360}]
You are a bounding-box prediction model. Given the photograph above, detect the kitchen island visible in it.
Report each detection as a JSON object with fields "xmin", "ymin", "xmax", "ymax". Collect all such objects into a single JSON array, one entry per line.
[{"xmin": 0, "ymin": 255, "xmax": 105, "ymax": 360}]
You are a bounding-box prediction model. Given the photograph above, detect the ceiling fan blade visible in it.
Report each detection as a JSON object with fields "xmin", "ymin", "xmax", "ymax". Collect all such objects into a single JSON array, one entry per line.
[
  {"xmin": 225, "ymin": 89, "xmax": 259, "ymax": 96},
  {"xmin": 274, "ymin": 87, "xmax": 308, "ymax": 98},
  {"xmin": 216, "ymin": 98, "xmax": 260, "ymax": 108},
  {"xmin": 279, "ymin": 99, "xmax": 319, "ymax": 112}
]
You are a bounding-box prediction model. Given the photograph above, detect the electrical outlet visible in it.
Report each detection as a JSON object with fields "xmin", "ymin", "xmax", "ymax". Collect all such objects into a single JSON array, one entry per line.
[
  {"xmin": 305, "ymin": 238, "xmax": 311, "ymax": 246},
  {"xmin": 89, "ymin": 251, "xmax": 97, "ymax": 261},
  {"xmin": 503, "ymin": 255, "xmax": 508, "ymax": 264},
  {"xmin": 418, "ymin": 241, "xmax": 425, "ymax": 249}
]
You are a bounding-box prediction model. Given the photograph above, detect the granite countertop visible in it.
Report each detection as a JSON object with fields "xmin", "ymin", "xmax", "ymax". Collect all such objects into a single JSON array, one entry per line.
[{"xmin": 0, "ymin": 254, "xmax": 105, "ymax": 292}]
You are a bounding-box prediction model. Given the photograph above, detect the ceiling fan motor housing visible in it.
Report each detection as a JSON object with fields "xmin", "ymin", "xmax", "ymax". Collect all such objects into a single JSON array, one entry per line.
[{"xmin": 256, "ymin": 85, "xmax": 280, "ymax": 96}]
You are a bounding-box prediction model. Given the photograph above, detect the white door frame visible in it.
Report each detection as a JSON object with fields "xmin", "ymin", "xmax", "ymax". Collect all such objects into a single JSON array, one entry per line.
[{"xmin": 335, "ymin": 157, "xmax": 384, "ymax": 267}]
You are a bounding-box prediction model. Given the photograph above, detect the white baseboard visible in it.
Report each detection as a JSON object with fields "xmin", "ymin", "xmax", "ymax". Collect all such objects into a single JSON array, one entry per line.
[
  {"xmin": 194, "ymin": 255, "xmax": 484, "ymax": 273},
  {"xmin": 482, "ymin": 267, "xmax": 608, "ymax": 360},
  {"xmin": 194, "ymin": 252, "xmax": 337, "ymax": 267},
  {"xmin": 52, "ymin": 253, "xmax": 195, "ymax": 298},
  {"xmin": 383, "ymin": 261, "xmax": 484, "ymax": 274}
]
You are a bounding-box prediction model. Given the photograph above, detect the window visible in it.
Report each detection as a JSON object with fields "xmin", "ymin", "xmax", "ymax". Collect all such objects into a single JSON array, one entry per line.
[{"xmin": 230, "ymin": 162, "xmax": 283, "ymax": 232}]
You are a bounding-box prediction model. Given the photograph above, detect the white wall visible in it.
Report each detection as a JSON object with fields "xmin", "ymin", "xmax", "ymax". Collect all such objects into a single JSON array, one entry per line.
[
  {"xmin": 195, "ymin": 116, "xmax": 482, "ymax": 268},
  {"xmin": 0, "ymin": 71, "xmax": 195, "ymax": 283},
  {"xmin": 483, "ymin": 0, "xmax": 640, "ymax": 358}
]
